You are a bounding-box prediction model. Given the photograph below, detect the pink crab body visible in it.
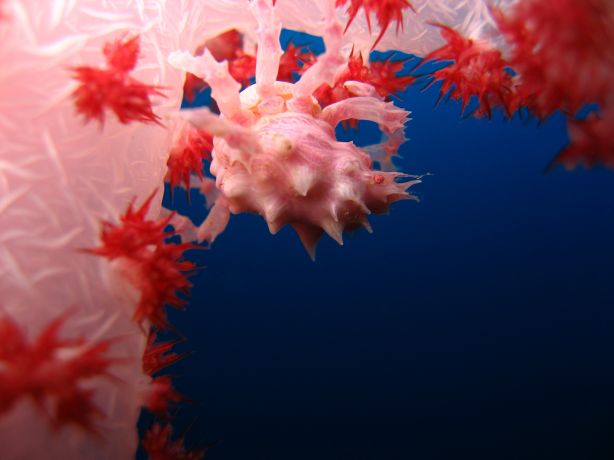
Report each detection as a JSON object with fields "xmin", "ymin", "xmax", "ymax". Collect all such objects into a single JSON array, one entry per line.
[{"xmin": 211, "ymin": 82, "xmax": 415, "ymax": 257}]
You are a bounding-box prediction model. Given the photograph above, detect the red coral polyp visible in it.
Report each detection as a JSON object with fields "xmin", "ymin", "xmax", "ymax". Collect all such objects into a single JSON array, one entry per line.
[
  {"xmin": 336, "ymin": 0, "xmax": 415, "ymax": 48},
  {"xmin": 72, "ymin": 67, "xmax": 163, "ymax": 125},
  {"xmin": 277, "ymin": 42, "xmax": 316, "ymax": 83},
  {"xmin": 87, "ymin": 193, "xmax": 172, "ymax": 260},
  {"xmin": 552, "ymin": 110, "xmax": 614, "ymax": 170},
  {"xmin": 227, "ymin": 51, "xmax": 257, "ymax": 88},
  {"xmin": 142, "ymin": 331, "xmax": 186, "ymax": 376},
  {"xmin": 0, "ymin": 314, "xmax": 115, "ymax": 433},
  {"xmin": 72, "ymin": 34, "xmax": 163, "ymax": 125},
  {"xmin": 103, "ymin": 35, "xmax": 141, "ymax": 74},
  {"xmin": 143, "ymin": 375, "xmax": 185, "ymax": 417},
  {"xmin": 131, "ymin": 242, "xmax": 196, "ymax": 330},
  {"xmin": 142, "ymin": 423, "xmax": 207, "ymax": 460},
  {"xmin": 421, "ymin": 24, "xmax": 520, "ymax": 119},
  {"xmin": 493, "ymin": 0, "xmax": 614, "ymax": 118},
  {"xmin": 314, "ymin": 51, "xmax": 414, "ymax": 108},
  {"xmin": 166, "ymin": 124, "xmax": 214, "ymax": 192},
  {"xmin": 368, "ymin": 55, "xmax": 415, "ymax": 99},
  {"xmin": 88, "ymin": 193, "xmax": 196, "ymax": 330}
]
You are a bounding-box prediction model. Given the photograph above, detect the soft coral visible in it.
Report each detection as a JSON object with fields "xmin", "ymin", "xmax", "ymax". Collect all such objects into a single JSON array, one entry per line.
[
  {"xmin": 314, "ymin": 50, "xmax": 414, "ymax": 108},
  {"xmin": 72, "ymin": 34, "xmax": 163, "ymax": 125},
  {"xmin": 420, "ymin": 24, "xmax": 520, "ymax": 119},
  {"xmin": 336, "ymin": 0, "xmax": 415, "ymax": 48},
  {"xmin": 0, "ymin": 313, "xmax": 115, "ymax": 433},
  {"xmin": 493, "ymin": 0, "xmax": 614, "ymax": 118},
  {"xmin": 87, "ymin": 193, "xmax": 196, "ymax": 330}
]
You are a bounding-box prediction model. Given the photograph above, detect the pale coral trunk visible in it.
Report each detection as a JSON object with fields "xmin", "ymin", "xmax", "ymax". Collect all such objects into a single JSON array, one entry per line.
[
  {"xmin": 0, "ymin": 1, "xmax": 200, "ymax": 458},
  {"xmin": 0, "ymin": 0, "xmax": 504, "ymax": 458}
]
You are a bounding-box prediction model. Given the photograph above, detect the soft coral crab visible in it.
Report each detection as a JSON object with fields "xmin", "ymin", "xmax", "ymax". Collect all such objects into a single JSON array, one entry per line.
[{"xmin": 169, "ymin": 0, "xmax": 418, "ymax": 259}]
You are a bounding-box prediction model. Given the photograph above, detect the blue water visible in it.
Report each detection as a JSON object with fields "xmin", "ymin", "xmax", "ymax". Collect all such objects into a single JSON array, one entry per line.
[{"xmin": 142, "ymin": 36, "xmax": 614, "ymax": 459}]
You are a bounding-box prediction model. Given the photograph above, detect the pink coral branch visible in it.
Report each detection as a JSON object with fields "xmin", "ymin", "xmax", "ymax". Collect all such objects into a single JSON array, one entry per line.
[{"xmin": 168, "ymin": 50, "xmax": 244, "ymax": 119}]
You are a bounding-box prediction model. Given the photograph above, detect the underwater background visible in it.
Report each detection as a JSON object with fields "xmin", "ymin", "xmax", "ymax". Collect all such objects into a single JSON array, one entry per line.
[{"xmin": 143, "ymin": 32, "xmax": 614, "ymax": 460}]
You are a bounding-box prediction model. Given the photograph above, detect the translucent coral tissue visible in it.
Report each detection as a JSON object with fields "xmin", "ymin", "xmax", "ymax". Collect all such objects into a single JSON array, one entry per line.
[{"xmin": 1, "ymin": 0, "xmax": 611, "ymax": 459}]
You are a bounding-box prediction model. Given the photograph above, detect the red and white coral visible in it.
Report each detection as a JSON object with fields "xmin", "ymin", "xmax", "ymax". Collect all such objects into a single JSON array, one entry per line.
[
  {"xmin": 143, "ymin": 375, "xmax": 185, "ymax": 417},
  {"xmin": 143, "ymin": 331, "xmax": 187, "ymax": 377},
  {"xmin": 420, "ymin": 24, "xmax": 520, "ymax": 118},
  {"xmin": 492, "ymin": 0, "xmax": 614, "ymax": 167},
  {"xmin": 72, "ymin": 35, "xmax": 164, "ymax": 125},
  {"xmin": 314, "ymin": 50, "xmax": 414, "ymax": 109},
  {"xmin": 141, "ymin": 320, "xmax": 190, "ymax": 426},
  {"xmin": 0, "ymin": 314, "xmax": 116, "ymax": 433},
  {"xmin": 418, "ymin": 1, "xmax": 614, "ymax": 167},
  {"xmin": 142, "ymin": 423, "xmax": 208, "ymax": 460},
  {"xmin": 166, "ymin": 121, "xmax": 214, "ymax": 193},
  {"xmin": 336, "ymin": 0, "xmax": 415, "ymax": 48},
  {"xmin": 553, "ymin": 109, "xmax": 614, "ymax": 170},
  {"xmin": 87, "ymin": 193, "xmax": 196, "ymax": 330},
  {"xmin": 6, "ymin": 0, "xmax": 611, "ymax": 459},
  {"xmin": 493, "ymin": 0, "xmax": 614, "ymax": 118},
  {"xmin": 0, "ymin": 2, "xmax": 192, "ymax": 456}
]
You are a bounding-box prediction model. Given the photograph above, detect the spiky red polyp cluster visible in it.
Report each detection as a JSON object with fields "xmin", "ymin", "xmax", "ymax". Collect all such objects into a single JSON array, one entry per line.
[
  {"xmin": 0, "ymin": 314, "xmax": 114, "ymax": 433},
  {"xmin": 131, "ymin": 243, "xmax": 195, "ymax": 330},
  {"xmin": 89, "ymin": 193, "xmax": 173, "ymax": 259},
  {"xmin": 88, "ymin": 193, "xmax": 195, "ymax": 330},
  {"xmin": 553, "ymin": 110, "xmax": 614, "ymax": 169},
  {"xmin": 314, "ymin": 51, "xmax": 414, "ymax": 108},
  {"xmin": 493, "ymin": 0, "xmax": 614, "ymax": 118},
  {"xmin": 103, "ymin": 35, "xmax": 141, "ymax": 73},
  {"xmin": 72, "ymin": 35, "xmax": 163, "ymax": 125},
  {"xmin": 142, "ymin": 327, "xmax": 189, "ymax": 427},
  {"xmin": 422, "ymin": 24, "xmax": 519, "ymax": 119},
  {"xmin": 369, "ymin": 57, "xmax": 415, "ymax": 98},
  {"xmin": 336, "ymin": 0, "xmax": 415, "ymax": 48},
  {"xmin": 143, "ymin": 331, "xmax": 186, "ymax": 376},
  {"xmin": 166, "ymin": 123, "xmax": 213, "ymax": 192},
  {"xmin": 142, "ymin": 423, "xmax": 207, "ymax": 460},
  {"xmin": 227, "ymin": 51, "xmax": 258, "ymax": 88},
  {"xmin": 143, "ymin": 376, "xmax": 184, "ymax": 417}
]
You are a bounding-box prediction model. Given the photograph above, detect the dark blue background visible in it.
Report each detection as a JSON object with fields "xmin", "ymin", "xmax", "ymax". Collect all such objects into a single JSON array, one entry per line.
[{"xmin": 144, "ymin": 33, "xmax": 614, "ymax": 460}]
